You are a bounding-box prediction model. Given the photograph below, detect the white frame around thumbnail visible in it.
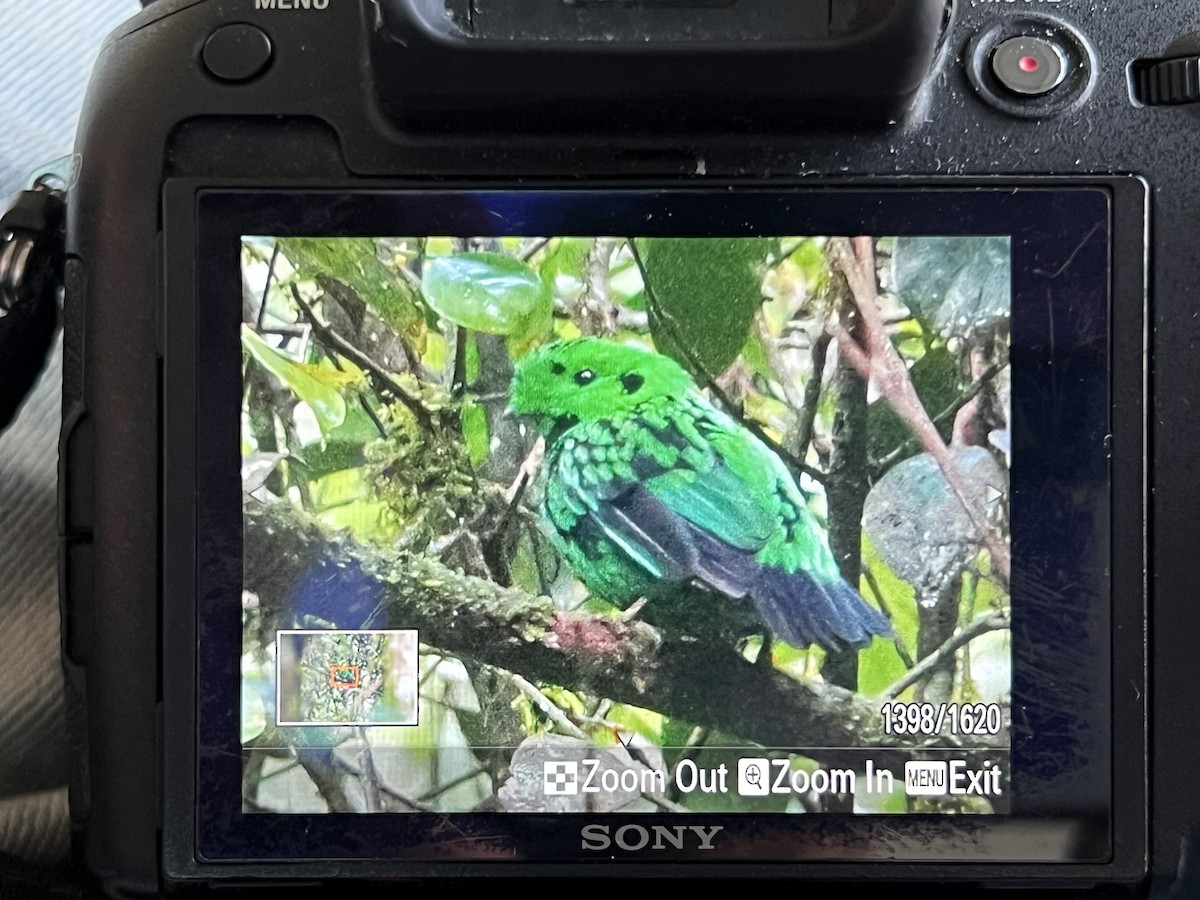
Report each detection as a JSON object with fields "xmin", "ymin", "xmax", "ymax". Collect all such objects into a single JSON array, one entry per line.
[{"xmin": 275, "ymin": 628, "xmax": 420, "ymax": 727}]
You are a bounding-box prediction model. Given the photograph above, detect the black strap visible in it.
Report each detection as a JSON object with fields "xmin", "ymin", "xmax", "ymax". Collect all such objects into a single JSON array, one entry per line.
[
  {"xmin": 0, "ymin": 185, "xmax": 65, "ymax": 432},
  {"xmin": 0, "ymin": 290, "xmax": 57, "ymax": 430}
]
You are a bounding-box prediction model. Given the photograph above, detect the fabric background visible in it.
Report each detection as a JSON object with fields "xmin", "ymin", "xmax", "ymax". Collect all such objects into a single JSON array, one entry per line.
[{"xmin": 0, "ymin": 0, "xmax": 140, "ymax": 868}]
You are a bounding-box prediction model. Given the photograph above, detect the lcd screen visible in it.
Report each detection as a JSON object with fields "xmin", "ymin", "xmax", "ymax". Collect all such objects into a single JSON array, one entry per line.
[{"xmin": 237, "ymin": 233, "xmax": 1013, "ymax": 818}]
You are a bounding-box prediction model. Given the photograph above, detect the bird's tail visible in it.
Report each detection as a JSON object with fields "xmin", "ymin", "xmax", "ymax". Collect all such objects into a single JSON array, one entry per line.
[{"xmin": 751, "ymin": 566, "xmax": 892, "ymax": 652}]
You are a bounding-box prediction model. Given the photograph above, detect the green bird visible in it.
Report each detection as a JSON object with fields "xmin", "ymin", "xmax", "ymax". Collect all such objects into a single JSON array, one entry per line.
[{"xmin": 508, "ymin": 337, "xmax": 892, "ymax": 652}]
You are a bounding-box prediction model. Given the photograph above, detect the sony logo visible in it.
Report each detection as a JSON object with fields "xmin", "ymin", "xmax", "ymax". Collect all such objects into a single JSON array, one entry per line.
[
  {"xmin": 580, "ymin": 824, "xmax": 725, "ymax": 852},
  {"xmin": 255, "ymin": 0, "xmax": 330, "ymax": 9}
]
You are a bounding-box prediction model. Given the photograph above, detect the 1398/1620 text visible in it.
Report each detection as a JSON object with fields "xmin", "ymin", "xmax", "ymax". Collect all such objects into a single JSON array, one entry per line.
[{"xmin": 880, "ymin": 702, "xmax": 1004, "ymax": 737}]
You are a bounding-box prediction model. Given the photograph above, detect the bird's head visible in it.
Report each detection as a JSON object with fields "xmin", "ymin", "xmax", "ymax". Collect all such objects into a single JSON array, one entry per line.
[{"xmin": 508, "ymin": 338, "xmax": 695, "ymax": 429}]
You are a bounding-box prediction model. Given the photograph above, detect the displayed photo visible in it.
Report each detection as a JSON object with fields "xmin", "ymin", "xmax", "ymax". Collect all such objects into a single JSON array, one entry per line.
[
  {"xmin": 275, "ymin": 630, "xmax": 418, "ymax": 727},
  {"xmin": 239, "ymin": 234, "xmax": 1012, "ymax": 815}
]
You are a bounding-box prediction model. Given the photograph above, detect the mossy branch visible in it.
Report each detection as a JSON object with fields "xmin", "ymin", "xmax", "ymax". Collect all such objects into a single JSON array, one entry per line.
[{"xmin": 244, "ymin": 499, "xmax": 1004, "ymax": 767}]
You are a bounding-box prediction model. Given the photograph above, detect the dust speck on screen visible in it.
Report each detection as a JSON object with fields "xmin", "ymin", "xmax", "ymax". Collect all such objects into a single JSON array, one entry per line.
[{"xmin": 238, "ymin": 235, "xmax": 1011, "ymax": 816}]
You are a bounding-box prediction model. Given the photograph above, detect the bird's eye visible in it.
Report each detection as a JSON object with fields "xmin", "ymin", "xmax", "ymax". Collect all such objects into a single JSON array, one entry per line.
[
  {"xmin": 620, "ymin": 373, "xmax": 645, "ymax": 394},
  {"xmin": 551, "ymin": 362, "xmax": 566, "ymax": 375},
  {"xmin": 574, "ymin": 369, "xmax": 596, "ymax": 385}
]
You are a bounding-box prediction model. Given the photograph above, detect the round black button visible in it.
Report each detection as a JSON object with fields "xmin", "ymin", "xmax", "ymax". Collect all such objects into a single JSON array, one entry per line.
[
  {"xmin": 203, "ymin": 24, "xmax": 273, "ymax": 83},
  {"xmin": 991, "ymin": 36, "xmax": 1068, "ymax": 97}
]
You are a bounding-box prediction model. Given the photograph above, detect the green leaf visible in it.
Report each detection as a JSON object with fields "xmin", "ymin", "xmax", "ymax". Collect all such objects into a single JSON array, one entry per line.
[
  {"xmin": 867, "ymin": 346, "xmax": 962, "ymax": 462},
  {"xmin": 540, "ymin": 238, "xmax": 593, "ymax": 286},
  {"xmin": 856, "ymin": 536, "xmax": 919, "ymax": 696},
  {"xmin": 421, "ymin": 253, "xmax": 553, "ymax": 345},
  {"xmin": 744, "ymin": 392, "xmax": 797, "ymax": 444},
  {"xmin": 309, "ymin": 468, "xmax": 369, "ymax": 510},
  {"xmin": 290, "ymin": 404, "xmax": 381, "ymax": 479},
  {"xmin": 739, "ymin": 332, "xmax": 773, "ymax": 380},
  {"xmin": 277, "ymin": 238, "xmax": 421, "ymax": 334},
  {"xmin": 324, "ymin": 402, "xmax": 383, "ymax": 446},
  {"xmin": 241, "ymin": 326, "xmax": 346, "ymax": 436},
  {"xmin": 308, "ymin": 468, "xmax": 399, "ymax": 543},
  {"xmin": 786, "ymin": 237, "xmax": 831, "ymax": 297},
  {"xmin": 462, "ymin": 402, "xmax": 490, "ymax": 468},
  {"xmin": 423, "ymin": 331, "xmax": 450, "ymax": 374},
  {"xmin": 607, "ymin": 703, "xmax": 667, "ymax": 745},
  {"xmin": 634, "ymin": 238, "xmax": 774, "ymax": 377},
  {"xmin": 609, "ymin": 254, "xmax": 647, "ymax": 310},
  {"xmin": 293, "ymin": 442, "xmax": 365, "ymax": 480},
  {"xmin": 893, "ymin": 237, "xmax": 1010, "ymax": 338}
]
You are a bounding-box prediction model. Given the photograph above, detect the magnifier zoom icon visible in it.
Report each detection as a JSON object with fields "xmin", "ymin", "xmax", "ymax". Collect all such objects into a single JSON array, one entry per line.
[{"xmin": 738, "ymin": 757, "xmax": 771, "ymax": 796}]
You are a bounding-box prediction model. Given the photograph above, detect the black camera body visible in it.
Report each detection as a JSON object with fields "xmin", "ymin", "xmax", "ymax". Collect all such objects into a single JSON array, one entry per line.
[{"xmin": 55, "ymin": 0, "xmax": 1197, "ymax": 894}]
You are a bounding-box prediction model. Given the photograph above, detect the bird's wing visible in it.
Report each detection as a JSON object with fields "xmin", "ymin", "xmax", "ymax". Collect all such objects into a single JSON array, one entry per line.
[
  {"xmin": 590, "ymin": 482, "xmax": 762, "ymax": 597},
  {"xmin": 563, "ymin": 408, "xmax": 786, "ymax": 595},
  {"xmin": 642, "ymin": 424, "xmax": 781, "ymax": 551}
]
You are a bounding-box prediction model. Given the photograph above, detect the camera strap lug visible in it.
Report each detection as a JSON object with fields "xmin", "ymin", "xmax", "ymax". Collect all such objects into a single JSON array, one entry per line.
[{"xmin": 0, "ymin": 177, "xmax": 66, "ymax": 431}]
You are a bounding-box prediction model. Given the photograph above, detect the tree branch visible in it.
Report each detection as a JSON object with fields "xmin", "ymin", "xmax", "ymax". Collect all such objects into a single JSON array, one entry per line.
[
  {"xmin": 794, "ymin": 331, "xmax": 832, "ymax": 463},
  {"xmin": 256, "ymin": 243, "xmax": 280, "ymax": 332},
  {"xmin": 244, "ymin": 499, "xmax": 1005, "ymax": 766},
  {"xmin": 829, "ymin": 238, "xmax": 1011, "ymax": 589},
  {"xmin": 882, "ymin": 609, "xmax": 1011, "ymax": 701}
]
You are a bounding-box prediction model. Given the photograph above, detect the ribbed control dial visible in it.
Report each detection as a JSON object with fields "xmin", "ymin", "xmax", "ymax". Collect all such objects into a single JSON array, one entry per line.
[{"xmin": 1132, "ymin": 56, "xmax": 1200, "ymax": 106}]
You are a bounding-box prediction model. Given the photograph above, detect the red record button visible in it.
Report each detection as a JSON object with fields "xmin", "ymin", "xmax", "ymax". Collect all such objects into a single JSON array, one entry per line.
[{"xmin": 991, "ymin": 36, "xmax": 1068, "ymax": 97}]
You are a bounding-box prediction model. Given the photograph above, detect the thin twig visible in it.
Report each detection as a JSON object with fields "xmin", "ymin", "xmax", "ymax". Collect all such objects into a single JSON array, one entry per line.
[
  {"xmin": 374, "ymin": 778, "xmax": 435, "ymax": 812},
  {"xmin": 354, "ymin": 727, "xmax": 383, "ymax": 813},
  {"xmin": 507, "ymin": 437, "xmax": 545, "ymax": 508},
  {"xmin": 620, "ymin": 597, "xmax": 649, "ymax": 624},
  {"xmin": 357, "ymin": 394, "xmax": 388, "ymax": 439},
  {"xmin": 256, "ymin": 243, "xmax": 280, "ymax": 332},
  {"xmin": 452, "ymin": 326, "xmax": 469, "ymax": 396},
  {"xmin": 881, "ymin": 609, "xmax": 1010, "ymax": 700},
  {"xmin": 509, "ymin": 673, "xmax": 590, "ymax": 741},
  {"xmin": 242, "ymin": 749, "xmax": 268, "ymax": 803},
  {"xmin": 484, "ymin": 437, "xmax": 543, "ymax": 562},
  {"xmin": 296, "ymin": 750, "xmax": 354, "ymax": 813},
  {"xmin": 416, "ymin": 765, "xmax": 488, "ymax": 804},
  {"xmin": 396, "ymin": 261, "xmax": 423, "ymax": 293},
  {"xmin": 257, "ymin": 324, "xmax": 309, "ymax": 338},
  {"xmin": 257, "ymin": 759, "xmax": 301, "ymax": 781},
  {"xmin": 289, "ymin": 284, "xmax": 435, "ymax": 432},
  {"xmin": 520, "ymin": 237, "xmax": 552, "ymax": 263},
  {"xmin": 418, "ymin": 653, "xmax": 446, "ymax": 690},
  {"xmin": 861, "ymin": 567, "xmax": 914, "ymax": 669},
  {"xmin": 794, "ymin": 331, "xmax": 832, "ymax": 462},
  {"xmin": 494, "ymin": 473, "xmax": 530, "ymax": 541}
]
